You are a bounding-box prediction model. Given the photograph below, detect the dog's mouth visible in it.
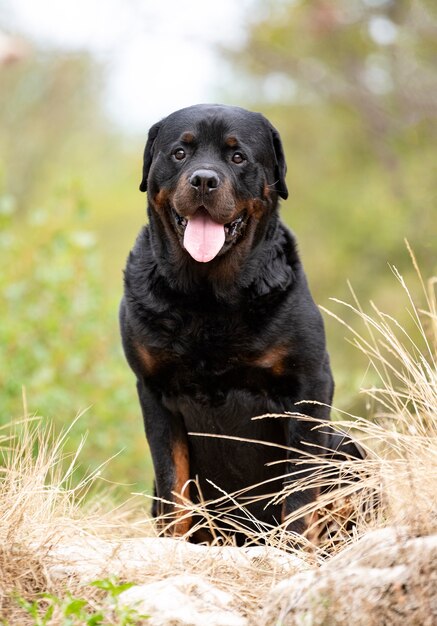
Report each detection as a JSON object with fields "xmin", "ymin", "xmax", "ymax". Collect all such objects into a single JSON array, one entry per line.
[{"xmin": 171, "ymin": 207, "xmax": 247, "ymax": 263}]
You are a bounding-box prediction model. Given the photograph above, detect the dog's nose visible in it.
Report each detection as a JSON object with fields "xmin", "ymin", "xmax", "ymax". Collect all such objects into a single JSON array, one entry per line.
[{"xmin": 189, "ymin": 169, "xmax": 220, "ymax": 192}]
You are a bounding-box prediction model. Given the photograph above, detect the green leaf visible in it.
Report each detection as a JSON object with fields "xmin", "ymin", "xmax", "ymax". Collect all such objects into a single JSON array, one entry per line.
[
  {"xmin": 86, "ymin": 612, "xmax": 105, "ymax": 626},
  {"xmin": 63, "ymin": 598, "xmax": 88, "ymax": 616},
  {"xmin": 91, "ymin": 577, "xmax": 135, "ymax": 597}
]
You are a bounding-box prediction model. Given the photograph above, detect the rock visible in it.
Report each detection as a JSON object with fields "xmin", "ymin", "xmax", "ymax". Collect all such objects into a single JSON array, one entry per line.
[
  {"xmin": 46, "ymin": 536, "xmax": 306, "ymax": 582},
  {"xmin": 259, "ymin": 530, "xmax": 437, "ymax": 626},
  {"xmin": 116, "ymin": 574, "xmax": 247, "ymax": 626},
  {"xmin": 326, "ymin": 526, "xmax": 436, "ymax": 569}
]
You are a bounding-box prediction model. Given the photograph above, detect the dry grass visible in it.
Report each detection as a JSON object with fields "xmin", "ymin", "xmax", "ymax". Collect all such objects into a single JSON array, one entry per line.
[
  {"xmin": 0, "ymin": 406, "xmax": 154, "ymax": 624},
  {"xmin": 0, "ymin": 250, "xmax": 436, "ymax": 624},
  {"xmin": 320, "ymin": 245, "xmax": 437, "ymax": 538}
]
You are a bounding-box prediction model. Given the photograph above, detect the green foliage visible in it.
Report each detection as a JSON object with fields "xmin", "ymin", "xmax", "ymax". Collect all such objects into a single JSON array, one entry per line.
[
  {"xmin": 91, "ymin": 578, "xmax": 150, "ymax": 624},
  {"xmin": 13, "ymin": 577, "xmax": 149, "ymax": 625},
  {"xmin": 90, "ymin": 578, "xmax": 135, "ymax": 598},
  {"xmin": 0, "ymin": 44, "xmax": 143, "ymax": 277},
  {"xmin": 14, "ymin": 596, "xmax": 54, "ymax": 626},
  {"xmin": 0, "ymin": 38, "xmax": 152, "ymax": 495},
  {"xmin": 0, "ymin": 51, "xmax": 105, "ymax": 213},
  {"xmin": 0, "ymin": 191, "xmax": 153, "ymax": 492}
]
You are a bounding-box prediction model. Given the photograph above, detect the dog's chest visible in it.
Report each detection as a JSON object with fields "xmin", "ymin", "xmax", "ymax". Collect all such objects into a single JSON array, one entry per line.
[
  {"xmin": 147, "ymin": 306, "xmax": 252, "ymax": 369},
  {"xmin": 138, "ymin": 302, "xmax": 291, "ymax": 388}
]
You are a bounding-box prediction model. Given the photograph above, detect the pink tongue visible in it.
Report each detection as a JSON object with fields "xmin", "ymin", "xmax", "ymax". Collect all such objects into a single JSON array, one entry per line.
[{"xmin": 183, "ymin": 210, "xmax": 225, "ymax": 263}]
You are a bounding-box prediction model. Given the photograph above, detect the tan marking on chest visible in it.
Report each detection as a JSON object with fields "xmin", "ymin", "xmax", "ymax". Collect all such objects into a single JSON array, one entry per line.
[
  {"xmin": 254, "ymin": 345, "xmax": 288, "ymax": 376},
  {"xmin": 135, "ymin": 344, "xmax": 157, "ymax": 374}
]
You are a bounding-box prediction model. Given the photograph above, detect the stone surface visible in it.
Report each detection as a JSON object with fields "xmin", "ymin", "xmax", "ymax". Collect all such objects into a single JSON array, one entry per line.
[
  {"xmin": 117, "ymin": 574, "xmax": 247, "ymax": 626},
  {"xmin": 47, "ymin": 535, "xmax": 306, "ymax": 582},
  {"xmin": 259, "ymin": 530, "xmax": 437, "ymax": 626}
]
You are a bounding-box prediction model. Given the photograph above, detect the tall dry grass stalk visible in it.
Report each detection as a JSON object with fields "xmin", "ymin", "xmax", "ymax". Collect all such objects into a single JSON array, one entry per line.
[
  {"xmin": 0, "ymin": 405, "xmax": 151, "ymax": 544},
  {"xmin": 0, "ymin": 404, "xmax": 153, "ymax": 621},
  {"xmin": 320, "ymin": 245, "xmax": 437, "ymax": 539}
]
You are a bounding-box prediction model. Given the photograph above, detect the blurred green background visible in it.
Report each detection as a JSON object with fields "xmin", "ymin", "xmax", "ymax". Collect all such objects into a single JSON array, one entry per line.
[{"xmin": 1, "ymin": 0, "xmax": 436, "ymax": 496}]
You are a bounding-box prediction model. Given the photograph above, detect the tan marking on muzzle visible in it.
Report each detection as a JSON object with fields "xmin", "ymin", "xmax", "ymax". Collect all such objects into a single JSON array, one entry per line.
[
  {"xmin": 173, "ymin": 175, "xmax": 236, "ymax": 223},
  {"xmin": 153, "ymin": 188, "xmax": 171, "ymax": 211}
]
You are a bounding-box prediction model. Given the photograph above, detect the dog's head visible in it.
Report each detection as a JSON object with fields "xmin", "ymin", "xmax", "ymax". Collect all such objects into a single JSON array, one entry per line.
[{"xmin": 140, "ymin": 104, "xmax": 288, "ymax": 266}]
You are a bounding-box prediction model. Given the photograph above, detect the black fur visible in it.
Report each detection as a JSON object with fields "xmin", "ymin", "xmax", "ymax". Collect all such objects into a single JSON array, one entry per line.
[{"xmin": 120, "ymin": 104, "xmax": 361, "ymax": 543}]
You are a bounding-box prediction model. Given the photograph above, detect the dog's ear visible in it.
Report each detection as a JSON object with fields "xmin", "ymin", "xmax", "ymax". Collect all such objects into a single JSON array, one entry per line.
[
  {"xmin": 269, "ymin": 124, "xmax": 288, "ymax": 200},
  {"xmin": 139, "ymin": 120, "xmax": 163, "ymax": 192}
]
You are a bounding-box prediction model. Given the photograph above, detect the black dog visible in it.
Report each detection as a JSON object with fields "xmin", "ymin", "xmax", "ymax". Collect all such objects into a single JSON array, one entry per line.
[{"xmin": 120, "ymin": 104, "xmax": 361, "ymax": 543}]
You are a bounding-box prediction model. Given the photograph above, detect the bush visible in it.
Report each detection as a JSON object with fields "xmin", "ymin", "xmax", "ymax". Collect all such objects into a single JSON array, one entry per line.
[{"xmin": 0, "ymin": 189, "xmax": 153, "ymax": 492}]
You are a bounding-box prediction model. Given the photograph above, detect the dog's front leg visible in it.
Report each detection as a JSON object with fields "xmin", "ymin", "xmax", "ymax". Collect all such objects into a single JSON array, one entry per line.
[{"xmin": 136, "ymin": 379, "xmax": 192, "ymax": 537}]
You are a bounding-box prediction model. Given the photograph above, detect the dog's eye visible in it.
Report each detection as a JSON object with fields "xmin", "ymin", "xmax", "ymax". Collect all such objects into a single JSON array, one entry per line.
[
  {"xmin": 173, "ymin": 149, "xmax": 186, "ymax": 161},
  {"xmin": 232, "ymin": 152, "xmax": 245, "ymax": 164}
]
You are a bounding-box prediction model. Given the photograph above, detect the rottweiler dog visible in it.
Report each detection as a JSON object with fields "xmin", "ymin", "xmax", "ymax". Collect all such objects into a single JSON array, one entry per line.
[{"xmin": 120, "ymin": 104, "xmax": 361, "ymax": 543}]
